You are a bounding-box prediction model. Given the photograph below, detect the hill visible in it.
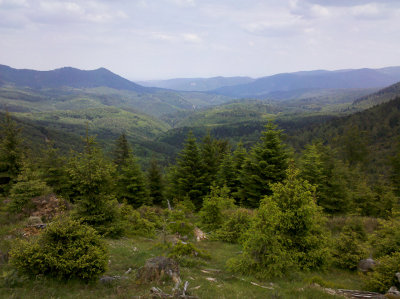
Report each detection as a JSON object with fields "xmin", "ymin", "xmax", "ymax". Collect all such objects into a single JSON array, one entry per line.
[
  {"xmin": 138, "ymin": 76, "xmax": 254, "ymax": 91},
  {"xmin": 212, "ymin": 67, "xmax": 400, "ymax": 98},
  {"xmin": 352, "ymin": 81, "xmax": 400, "ymax": 109}
]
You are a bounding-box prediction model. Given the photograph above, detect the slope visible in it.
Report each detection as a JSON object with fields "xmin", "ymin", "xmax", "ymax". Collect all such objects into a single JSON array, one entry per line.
[{"xmin": 352, "ymin": 81, "xmax": 400, "ymax": 109}]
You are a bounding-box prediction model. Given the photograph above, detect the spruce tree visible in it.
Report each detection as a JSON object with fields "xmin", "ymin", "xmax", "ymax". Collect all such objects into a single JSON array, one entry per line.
[
  {"xmin": 147, "ymin": 159, "xmax": 165, "ymax": 206},
  {"xmin": 169, "ymin": 131, "xmax": 206, "ymax": 209},
  {"xmin": 240, "ymin": 123, "xmax": 288, "ymax": 207},
  {"xmin": 113, "ymin": 134, "xmax": 148, "ymax": 207},
  {"xmin": 0, "ymin": 111, "xmax": 23, "ymax": 194},
  {"xmin": 67, "ymin": 135, "xmax": 122, "ymax": 237},
  {"xmin": 228, "ymin": 164, "xmax": 330, "ymax": 278},
  {"xmin": 299, "ymin": 142, "xmax": 349, "ymax": 214}
]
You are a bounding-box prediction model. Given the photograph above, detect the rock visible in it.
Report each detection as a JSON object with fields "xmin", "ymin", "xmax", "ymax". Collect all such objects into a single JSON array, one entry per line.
[
  {"xmin": 137, "ymin": 256, "xmax": 180, "ymax": 283},
  {"xmin": 396, "ymin": 273, "xmax": 400, "ymax": 283},
  {"xmin": 99, "ymin": 275, "xmax": 120, "ymax": 284},
  {"xmin": 358, "ymin": 258, "xmax": 376, "ymax": 272},
  {"xmin": 386, "ymin": 286, "xmax": 400, "ymax": 299}
]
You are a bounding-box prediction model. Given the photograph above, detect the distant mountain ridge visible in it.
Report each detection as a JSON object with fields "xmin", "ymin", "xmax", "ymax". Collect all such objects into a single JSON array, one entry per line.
[
  {"xmin": 138, "ymin": 76, "xmax": 255, "ymax": 92},
  {"xmin": 352, "ymin": 80, "xmax": 400, "ymax": 108},
  {"xmin": 0, "ymin": 65, "xmax": 148, "ymax": 92},
  {"xmin": 211, "ymin": 67, "xmax": 400, "ymax": 98}
]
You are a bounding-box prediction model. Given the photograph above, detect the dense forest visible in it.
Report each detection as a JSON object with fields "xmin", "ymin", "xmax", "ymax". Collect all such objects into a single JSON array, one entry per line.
[{"xmin": 1, "ymin": 67, "xmax": 400, "ymax": 298}]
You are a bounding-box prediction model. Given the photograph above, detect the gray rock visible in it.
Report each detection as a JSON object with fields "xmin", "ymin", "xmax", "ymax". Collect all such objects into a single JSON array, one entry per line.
[
  {"xmin": 358, "ymin": 258, "xmax": 376, "ymax": 272},
  {"xmin": 396, "ymin": 272, "xmax": 400, "ymax": 283},
  {"xmin": 99, "ymin": 275, "xmax": 120, "ymax": 284},
  {"xmin": 388, "ymin": 286, "xmax": 400, "ymax": 295},
  {"xmin": 137, "ymin": 256, "xmax": 180, "ymax": 283}
]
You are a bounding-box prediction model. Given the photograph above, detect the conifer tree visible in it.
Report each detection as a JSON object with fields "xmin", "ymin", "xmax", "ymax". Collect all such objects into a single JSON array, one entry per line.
[
  {"xmin": 0, "ymin": 112, "xmax": 23, "ymax": 194},
  {"xmin": 147, "ymin": 159, "xmax": 165, "ymax": 206},
  {"xmin": 67, "ymin": 134, "xmax": 122, "ymax": 236},
  {"xmin": 299, "ymin": 142, "xmax": 349, "ymax": 214},
  {"xmin": 228, "ymin": 164, "xmax": 329, "ymax": 278},
  {"xmin": 113, "ymin": 134, "xmax": 148, "ymax": 207},
  {"xmin": 169, "ymin": 131, "xmax": 206, "ymax": 209},
  {"xmin": 240, "ymin": 123, "xmax": 288, "ymax": 207}
]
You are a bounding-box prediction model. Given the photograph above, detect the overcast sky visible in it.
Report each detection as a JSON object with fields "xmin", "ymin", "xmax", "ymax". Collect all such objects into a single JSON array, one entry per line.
[{"xmin": 1, "ymin": 0, "xmax": 399, "ymax": 80}]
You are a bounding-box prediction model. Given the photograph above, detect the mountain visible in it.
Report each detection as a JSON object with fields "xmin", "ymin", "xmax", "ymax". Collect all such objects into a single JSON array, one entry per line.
[
  {"xmin": 138, "ymin": 76, "xmax": 255, "ymax": 92},
  {"xmin": 352, "ymin": 80, "xmax": 400, "ymax": 108},
  {"xmin": 0, "ymin": 64, "xmax": 149, "ymax": 92},
  {"xmin": 211, "ymin": 67, "xmax": 400, "ymax": 98},
  {"xmin": 0, "ymin": 65, "xmax": 231, "ymax": 117}
]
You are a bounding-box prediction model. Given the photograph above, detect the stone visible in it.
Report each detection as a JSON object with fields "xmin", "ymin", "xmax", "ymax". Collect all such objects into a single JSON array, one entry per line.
[
  {"xmin": 358, "ymin": 258, "xmax": 376, "ymax": 272},
  {"xmin": 99, "ymin": 275, "xmax": 120, "ymax": 284},
  {"xmin": 396, "ymin": 272, "xmax": 400, "ymax": 283}
]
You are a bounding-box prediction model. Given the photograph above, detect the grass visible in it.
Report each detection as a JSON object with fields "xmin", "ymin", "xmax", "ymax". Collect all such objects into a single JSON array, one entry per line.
[{"xmin": 0, "ymin": 234, "xmax": 364, "ymax": 299}]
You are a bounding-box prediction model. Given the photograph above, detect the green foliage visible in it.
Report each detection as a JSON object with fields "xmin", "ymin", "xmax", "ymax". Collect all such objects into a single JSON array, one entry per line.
[
  {"xmin": 168, "ymin": 131, "xmax": 206, "ymax": 209},
  {"xmin": 165, "ymin": 208, "xmax": 194, "ymax": 237},
  {"xmin": 68, "ymin": 135, "xmax": 123, "ymax": 237},
  {"xmin": 120, "ymin": 203, "xmax": 156, "ymax": 237},
  {"xmin": 168, "ymin": 241, "xmax": 210, "ymax": 259},
  {"xmin": 299, "ymin": 141, "xmax": 350, "ymax": 214},
  {"xmin": 228, "ymin": 165, "xmax": 330, "ymax": 278},
  {"xmin": 213, "ymin": 208, "xmax": 253, "ymax": 243},
  {"xmin": 8, "ymin": 161, "xmax": 52, "ymax": 214},
  {"xmin": 240, "ymin": 123, "xmax": 288, "ymax": 207},
  {"xmin": 113, "ymin": 133, "xmax": 131, "ymax": 169},
  {"xmin": 390, "ymin": 144, "xmax": 400, "ymax": 197},
  {"xmin": 0, "ymin": 111, "xmax": 23, "ymax": 194},
  {"xmin": 147, "ymin": 159, "xmax": 165, "ymax": 206},
  {"xmin": 9, "ymin": 217, "xmax": 108, "ymax": 281},
  {"xmin": 363, "ymin": 252, "xmax": 400, "ymax": 293},
  {"xmin": 199, "ymin": 186, "xmax": 235, "ymax": 231},
  {"xmin": 332, "ymin": 222, "xmax": 368, "ymax": 270},
  {"xmin": 370, "ymin": 218, "xmax": 400, "ymax": 258},
  {"xmin": 137, "ymin": 205, "xmax": 163, "ymax": 229}
]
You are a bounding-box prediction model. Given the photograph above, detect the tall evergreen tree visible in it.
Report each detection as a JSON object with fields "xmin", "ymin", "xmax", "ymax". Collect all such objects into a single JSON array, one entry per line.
[
  {"xmin": 0, "ymin": 112, "xmax": 23, "ymax": 194},
  {"xmin": 67, "ymin": 135, "xmax": 122, "ymax": 236},
  {"xmin": 113, "ymin": 134, "xmax": 148, "ymax": 207},
  {"xmin": 168, "ymin": 131, "xmax": 206, "ymax": 209},
  {"xmin": 299, "ymin": 141, "xmax": 349, "ymax": 214},
  {"xmin": 147, "ymin": 159, "xmax": 165, "ymax": 206},
  {"xmin": 240, "ymin": 123, "xmax": 288, "ymax": 207}
]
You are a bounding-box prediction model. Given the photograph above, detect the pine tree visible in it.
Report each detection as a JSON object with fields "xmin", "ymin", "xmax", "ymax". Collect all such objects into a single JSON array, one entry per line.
[
  {"xmin": 168, "ymin": 131, "xmax": 206, "ymax": 209},
  {"xmin": 0, "ymin": 111, "xmax": 23, "ymax": 194},
  {"xmin": 240, "ymin": 123, "xmax": 288, "ymax": 207},
  {"xmin": 113, "ymin": 133, "xmax": 131, "ymax": 170},
  {"xmin": 147, "ymin": 159, "xmax": 165, "ymax": 206}
]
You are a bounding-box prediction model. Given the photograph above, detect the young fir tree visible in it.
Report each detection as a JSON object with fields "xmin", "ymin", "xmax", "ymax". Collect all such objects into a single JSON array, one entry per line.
[
  {"xmin": 390, "ymin": 144, "xmax": 400, "ymax": 197},
  {"xmin": 228, "ymin": 164, "xmax": 330, "ymax": 278},
  {"xmin": 67, "ymin": 135, "xmax": 123, "ymax": 237},
  {"xmin": 299, "ymin": 141, "xmax": 350, "ymax": 214},
  {"xmin": 0, "ymin": 111, "xmax": 23, "ymax": 194},
  {"xmin": 240, "ymin": 123, "xmax": 288, "ymax": 207},
  {"xmin": 147, "ymin": 159, "xmax": 165, "ymax": 206},
  {"xmin": 168, "ymin": 131, "xmax": 206, "ymax": 209},
  {"xmin": 113, "ymin": 134, "xmax": 148, "ymax": 208},
  {"xmin": 8, "ymin": 160, "xmax": 52, "ymax": 214}
]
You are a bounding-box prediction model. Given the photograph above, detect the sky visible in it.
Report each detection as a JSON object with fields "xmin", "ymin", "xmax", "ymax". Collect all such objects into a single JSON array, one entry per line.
[{"xmin": 0, "ymin": 0, "xmax": 400, "ymax": 80}]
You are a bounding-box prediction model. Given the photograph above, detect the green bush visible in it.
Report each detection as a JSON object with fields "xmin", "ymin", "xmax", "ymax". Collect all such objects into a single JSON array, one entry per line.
[
  {"xmin": 9, "ymin": 217, "xmax": 108, "ymax": 282},
  {"xmin": 363, "ymin": 252, "xmax": 400, "ymax": 293},
  {"xmin": 370, "ymin": 218, "xmax": 400, "ymax": 258},
  {"xmin": 137, "ymin": 205, "xmax": 163, "ymax": 229},
  {"xmin": 168, "ymin": 241, "xmax": 210, "ymax": 267},
  {"xmin": 121, "ymin": 204, "xmax": 156, "ymax": 237},
  {"xmin": 199, "ymin": 186, "xmax": 235, "ymax": 231},
  {"xmin": 165, "ymin": 208, "xmax": 194, "ymax": 238},
  {"xmin": 213, "ymin": 208, "xmax": 253, "ymax": 243},
  {"xmin": 332, "ymin": 229, "xmax": 368, "ymax": 270}
]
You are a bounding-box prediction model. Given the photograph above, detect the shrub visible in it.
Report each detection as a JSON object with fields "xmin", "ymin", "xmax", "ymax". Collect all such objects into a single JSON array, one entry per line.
[
  {"xmin": 363, "ymin": 252, "xmax": 400, "ymax": 293},
  {"xmin": 9, "ymin": 217, "xmax": 108, "ymax": 282},
  {"xmin": 332, "ymin": 229, "xmax": 368, "ymax": 270},
  {"xmin": 137, "ymin": 205, "xmax": 163, "ymax": 229},
  {"xmin": 370, "ymin": 218, "xmax": 400, "ymax": 258},
  {"xmin": 199, "ymin": 186, "xmax": 235, "ymax": 231},
  {"xmin": 168, "ymin": 241, "xmax": 210, "ymax": 267},
  {"xmin": 213, "ymin": 208, "xmax": 253, "ymax": 243},
  {"xmin": 121, "ymin": 204, "xmax": 156, "ymax": 237},
  {"xmin": 165, "ymin": 208, "xmax": 194, "ymax": 238}
]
